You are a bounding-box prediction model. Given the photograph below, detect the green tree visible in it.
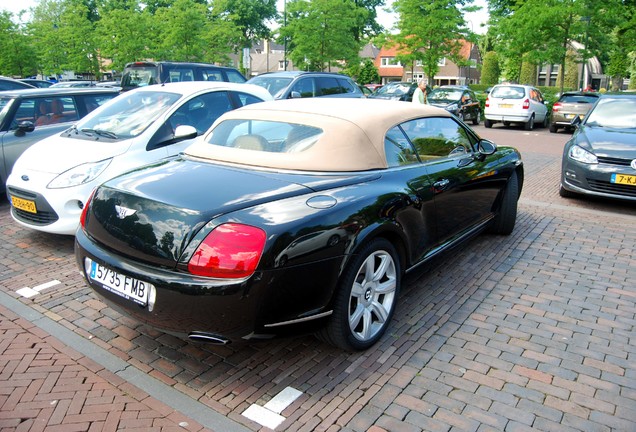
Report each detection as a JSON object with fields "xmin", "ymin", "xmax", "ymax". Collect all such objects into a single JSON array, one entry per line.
[
  {"xmin": 344, "ymin": 57, "xmax": 380, "ymax": 83},
  {"xmin": 29, "ymin": 0, "xmax": 68, "ymax": 76},
  {"xmin": 492, "ymin": 0, "xmax": 624, "ymax": 92},
  {"xmin": 280, "ymin": 0, "xmax": 365, "ymax": 71},
  {"xmin": 519, "ymin": 54, "xmax": 537, "ymax": 85},
  {"xmin": 95, "ymin": 0, "xmax": 152, "ymax": 70},
  {"xmin": 214, "ymin": 0, "xmax": 278, "ymax": 71},
  {"xmin": 0, "ymin": 11, "xmax": 38, "ymax": 77},
  {"xmin": 152, "ymin": 0, "xmax": 210, "ymax": 61},
  {"xmin": 480, "ymin": 51, "xmax": 500, "ymax": 85},
  {"xmin": 57, "ymin": 0, "xmax": 101, "ymax": 77},
  {"xmin": 390, "ymin": 0, "xmax": 471, "ymax": 84}
]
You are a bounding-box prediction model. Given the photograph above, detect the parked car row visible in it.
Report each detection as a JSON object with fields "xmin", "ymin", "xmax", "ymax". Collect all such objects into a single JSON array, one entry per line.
[{"xmin": 3, "ymin": 66, "xmax": 633, "ymax": 351}]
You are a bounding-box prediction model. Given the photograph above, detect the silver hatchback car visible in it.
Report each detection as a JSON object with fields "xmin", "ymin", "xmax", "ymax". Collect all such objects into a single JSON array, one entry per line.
[{"xmin": 484, "ymin": 84, "xmax": 548, "ymax": 130}]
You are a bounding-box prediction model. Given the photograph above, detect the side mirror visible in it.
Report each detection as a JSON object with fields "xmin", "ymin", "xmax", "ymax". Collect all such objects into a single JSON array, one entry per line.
[
  {"xmin": 570, "ymin": 116, "xmax": 582, "ymax": 128},
  {"xmin": 477, "ymin": 139, "xmax": 497, "ymax": 157},
  {"xmin": 174, "ymin": 125, "xmax": 198, "ymax": 140},
  {"xmin": 290, "ymin": 91, "xmax": 302, "ymax": 99},
  {"xmin": 16, "ymin": 120, "xmax": 35, "ymax": 133}
]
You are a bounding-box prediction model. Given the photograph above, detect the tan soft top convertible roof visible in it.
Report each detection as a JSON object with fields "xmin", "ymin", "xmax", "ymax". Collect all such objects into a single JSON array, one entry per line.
[{"xmin": 185, "ymin": 98, "xmax": 452, "ymax": 172}]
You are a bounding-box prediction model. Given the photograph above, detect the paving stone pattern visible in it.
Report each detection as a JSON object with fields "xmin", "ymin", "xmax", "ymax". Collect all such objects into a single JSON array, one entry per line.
[{"xmin": 0, "ymin": 130, "xmax": 634, "ymax": 431}]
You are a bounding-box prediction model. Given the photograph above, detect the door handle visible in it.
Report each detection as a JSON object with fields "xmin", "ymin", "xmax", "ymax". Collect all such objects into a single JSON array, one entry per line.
[{"xmin": 433, "ymin": 179, "xmax": 450, "ymax": 190}]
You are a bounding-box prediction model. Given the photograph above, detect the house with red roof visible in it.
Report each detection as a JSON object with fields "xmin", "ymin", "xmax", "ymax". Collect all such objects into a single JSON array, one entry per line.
[{"xmin": 374, "ymin": 40, "xmax": 481, "ymax": 86}]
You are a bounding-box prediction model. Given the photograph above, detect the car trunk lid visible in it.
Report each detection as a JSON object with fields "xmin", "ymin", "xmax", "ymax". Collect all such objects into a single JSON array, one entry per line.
[{"xmin": 83, "ymin": 157, "xmax": 379, "ymax": 268}]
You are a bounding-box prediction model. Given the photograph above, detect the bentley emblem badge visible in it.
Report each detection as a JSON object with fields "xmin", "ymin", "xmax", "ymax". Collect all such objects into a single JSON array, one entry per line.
[
  {"xmin": 631, "ymin": 159, "xmax": 636, "ymax": 170},
  {"xmin": 115, "ymin": 205, "xmax": 136, "ymax": 219}
]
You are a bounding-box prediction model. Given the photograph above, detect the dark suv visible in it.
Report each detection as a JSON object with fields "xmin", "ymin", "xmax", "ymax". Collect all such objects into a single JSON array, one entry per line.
[
  {"xmin": 246, "ymin": 71, "xmax": 364, "ymax": 99},
  {"xmin": 120, "ymin": 61, "xmax": 247, "ymax": 92}
]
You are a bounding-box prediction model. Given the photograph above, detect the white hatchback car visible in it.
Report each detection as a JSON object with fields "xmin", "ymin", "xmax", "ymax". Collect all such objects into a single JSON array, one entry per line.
[
  {"xmin": 7, "ymin": 81, "xmax": 272, "ymax": 235},
  {"xmin": 484, "ymin": 84, "xmax": 548, "ymax": 130}
]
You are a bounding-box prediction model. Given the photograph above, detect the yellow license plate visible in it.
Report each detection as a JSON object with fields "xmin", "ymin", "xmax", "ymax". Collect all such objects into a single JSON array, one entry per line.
[
  {"xmin": 499, "ymin": 103, "xmax": 513, "ymax": 108},
  {"xmin": 11, "ymin": 196, "xmax": 37, "ymax": 213},
  {"xmin": 611, "ymin": 174, "xmax": 636, "ymax": 186}
]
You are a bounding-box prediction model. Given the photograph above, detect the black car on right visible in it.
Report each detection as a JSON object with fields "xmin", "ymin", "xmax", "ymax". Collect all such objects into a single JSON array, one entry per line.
[
  {"xmin": 560, "ymin": 94, "xmax": 636, "ymax": 201},
  {"xmin": 427, "ymin": 85, "xmax": 481, "ymax": 125}
]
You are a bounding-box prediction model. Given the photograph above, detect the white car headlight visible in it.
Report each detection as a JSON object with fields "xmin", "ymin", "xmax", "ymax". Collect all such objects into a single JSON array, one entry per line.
[
  {"xmin": 568, "ymin": 145, "xmax": 598, "ymax": 164},
  {"xmin": 48, "ymin": 159, "xmax": 112, "ymax": 189}
]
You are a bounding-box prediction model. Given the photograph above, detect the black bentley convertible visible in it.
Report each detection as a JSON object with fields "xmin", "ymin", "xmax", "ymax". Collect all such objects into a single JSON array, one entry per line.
[{"xmin": 75, "ymin": 98, "xmax": 523, "ymax": 351}]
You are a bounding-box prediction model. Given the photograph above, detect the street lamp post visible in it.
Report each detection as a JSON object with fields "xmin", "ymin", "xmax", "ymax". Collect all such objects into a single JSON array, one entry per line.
[{"xmin": 579, "ymin": 16, "xmax": 591, "ymax": 90}]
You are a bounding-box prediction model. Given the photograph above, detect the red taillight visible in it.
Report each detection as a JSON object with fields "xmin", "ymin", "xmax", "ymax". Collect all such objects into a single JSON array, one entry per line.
[
  {"xmin": 80, "ymin": 189, "xmax": 96, "ymax": 230},
  {"xmin": 552, "ymin": 102, "xmax": 562, "ymax": 112},
  {"xmin": 522, "ymin": 99, "xmax": 530, "ymax": 109},
  {"xmin": 485, "ymin": 97, "xmax": 490, "ymax": 108},
  {"xmin": 188, "ymin": 223, "xmax": 266, "ymax": 279}
]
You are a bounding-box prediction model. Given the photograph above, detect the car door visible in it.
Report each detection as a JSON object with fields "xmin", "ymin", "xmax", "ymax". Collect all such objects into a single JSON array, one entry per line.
[
  {"xmin": 1, "ymin": 97, "xmax": 79, "ymax": 186},
  {"xmin": 400, "ymin": 116, "xmax": 503, "ymax": 245},
  {"xmin": 529, "ymin": 87, "xmax": 548, "ymax": 122}
]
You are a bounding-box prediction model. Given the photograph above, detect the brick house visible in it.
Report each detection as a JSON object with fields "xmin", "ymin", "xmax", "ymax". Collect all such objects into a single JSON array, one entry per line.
[{"xmin": 374, "ymin": 40, "xmax": 481, "ymax": 86}]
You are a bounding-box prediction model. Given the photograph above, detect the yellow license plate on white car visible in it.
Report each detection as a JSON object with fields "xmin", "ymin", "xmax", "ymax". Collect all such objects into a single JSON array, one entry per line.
[
  {"xmin": 11, "ymin": 196, "xmax": 37, "ymax": 213},
  {"xmin": 498, "ymin": 103, "xmax": 513, "ymax": 109}
]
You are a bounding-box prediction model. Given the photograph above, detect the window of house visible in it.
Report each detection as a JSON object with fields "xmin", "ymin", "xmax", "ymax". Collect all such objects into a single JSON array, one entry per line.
[
  {"xmin": 438, "ymin": 58, "xmax": 446, "ymax": 67},
  {"xmin": 381, "ymin": 57, "xmax": 401, "ymax": 67}
]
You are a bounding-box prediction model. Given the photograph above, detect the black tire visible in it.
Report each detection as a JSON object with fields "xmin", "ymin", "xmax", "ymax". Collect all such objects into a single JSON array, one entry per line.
[
  {"xmin": 472, "ymin": 111, "xmax": 480, "ymax": 125},
  {"xmin": 559, "ymin": 184, "xmax": 575, "ymax": 198},
  {"xmin": 489, "ymin": 171, "xmax": 519, "ymax": 235},
  {"xmin": 549, "ymin": 123, "xmax": 558, "ymax": 133},
  {"xmin": 484, "ymin": 119, "xmax": 493, "ymax": 128},
  {"xmin": 524, "ymin": 115, "xmax": 534, "ymax": 131},
  {"xmin": 318, "ymin": 238, "xmax": 400, "ymax": 351}
]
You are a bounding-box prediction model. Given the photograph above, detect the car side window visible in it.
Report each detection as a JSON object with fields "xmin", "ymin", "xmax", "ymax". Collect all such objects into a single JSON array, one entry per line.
[
  {"xmin": 169, "ymin": 91, "xmax": 233, "ymax": 135},
  {"xmin": 337, "ymin": 78, "xmax": 357, "ymax": 94},
  {"xmin": 81, "ymin": 94, "xmax": 116, "ymax": 114},
  {"xmin": 232, "ymin": 91, "xmax": 265, "ymax": 107},
  {"xmin": 401, "ymin": 117, "xmax": 473, "ymax": 161},
  {"xmin": 316, "ymin": 77, "xmax": 343, "ymax": 96},
  {"xmin": 202, "ymin": 70, "xmax": 223, "ymax": 82},
  {"xmin": 384, "ymin": 126, "xmax": 418, "ymax": 167},
  {"xmin": 290, "ymin": 78, "xmax": 315, "ymax": 98},
  {"xmin": 225, "ymin": 69, "xmax": 247, "ymax": 83},
  {"xmin": 168, "ymin": 68, "xmax": 195, "ymax": 83}
]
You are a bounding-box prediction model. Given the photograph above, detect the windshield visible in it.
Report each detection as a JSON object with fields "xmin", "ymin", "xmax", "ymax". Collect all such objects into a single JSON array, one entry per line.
[
  {"xmin": 121, "ymin": 66, "xmax": 159, "ymax": 89},
  {"xmin": 374, "ymin": 83, "xmax": 411, "ymax": 96},
  {"xmin": 248, "ymin": 76, "xmax": 293, "ymax": 97},
  {"xmin": 585, "ymin": 98, "xmax": 636, "ymax": 129},
  {"xmin": 77, "ymin": 91, "xmax": 181, "ymax": 139},
  {"xmin": 428, "ymin": 89, "xmax": 463, "ymax": 102}
]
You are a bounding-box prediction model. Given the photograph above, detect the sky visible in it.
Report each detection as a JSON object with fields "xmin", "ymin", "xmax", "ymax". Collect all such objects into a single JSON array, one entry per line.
[{"xmin": 3, "ymin": 0, "xmax": 489, "ymax": 34}]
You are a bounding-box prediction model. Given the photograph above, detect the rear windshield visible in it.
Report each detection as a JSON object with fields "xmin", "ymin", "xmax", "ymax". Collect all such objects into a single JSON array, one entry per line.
[
  {"xmin": 121, "ymin": 66, "xmax": 159, "ymax": 89},
  {"xmin": 490, "ymin": 86, "xmax": 526, "ymax": 99},
  {"xmin": 560, "ymin": 94, "xmax": 599, "ymax": 104},
  {"xmin": 206, "ymin": 119, "xmax": 323, "ymax": 153}
]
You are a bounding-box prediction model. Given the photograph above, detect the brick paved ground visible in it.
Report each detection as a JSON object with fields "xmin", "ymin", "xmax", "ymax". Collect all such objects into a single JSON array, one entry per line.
[
  {"xmin": 0, "ymin": 304, "xmax": 212, "ymax": 432},
  {"xmin": 1, "ymin": 127, "xmax": 634, "ymax": 431}
]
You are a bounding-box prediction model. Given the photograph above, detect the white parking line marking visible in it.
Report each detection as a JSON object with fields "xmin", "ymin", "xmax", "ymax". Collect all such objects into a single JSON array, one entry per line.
[
  {"xmin": 264, "ymin": 387, "xmax": 303, "ymax": 414},
  {"xmin": 242, "ymin": 386, "xmax": 303, "ymax": 429},
  {"xmin": 16, "ymin": 280, "xmax": 61, "ymax": 298}
]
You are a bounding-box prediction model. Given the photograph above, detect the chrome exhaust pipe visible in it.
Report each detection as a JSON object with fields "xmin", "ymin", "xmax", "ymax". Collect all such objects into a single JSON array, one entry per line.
[{"xmin": 188, "ymin": 331, "xmax": 231, "ymax": 345}]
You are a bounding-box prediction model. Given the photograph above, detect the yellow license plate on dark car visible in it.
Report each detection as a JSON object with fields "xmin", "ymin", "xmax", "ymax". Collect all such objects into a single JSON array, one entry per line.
[
  {"xmin": 11, "ymin": 196, "xmax": 37, "ymax": 213},
  {"xmin": 611, "ymin": 174, "xmax": 636, "ymax": 186}
]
